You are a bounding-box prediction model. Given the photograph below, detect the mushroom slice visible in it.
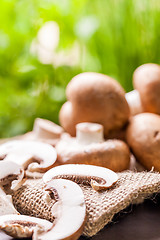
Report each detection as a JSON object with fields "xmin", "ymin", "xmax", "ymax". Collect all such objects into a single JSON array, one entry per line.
[
  {"xmin": 43, "ymin": 164, "xmax": 118, "ymax": 191},
  {"xmin": 0, "ymin": 140, "xmax": 57, "ymax": 173},
  {"xmin": 0, "ymin": 161, "xmax": 24, "ymax": 191},
  {"xmin": 0, "ymin": 214, "xmax": 52, "ymax": 238},
  {"xmin": 0, "ymin": 188, "xmax": 19, "ymax": 215},
  {"xmin": 36, "ymin": 179, "xmax": 86, "ymax": 240}
]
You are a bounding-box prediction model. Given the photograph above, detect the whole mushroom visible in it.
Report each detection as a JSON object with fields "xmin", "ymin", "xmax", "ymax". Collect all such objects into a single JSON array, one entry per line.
[
  {"xmin": 56, "ymin": 122, "xmax": 130, "ymax": 172},
  {"xmin": 59, "ymin": 72, "xmax": 130, "ymax": 137},
  {"xmin": 125, "ymin": 90, "xmax": 143, "ymax": 116},
  {"xmin": 126, "ymin": 112, "xmax": 160, "ymax": 172},
  {"xmin": 125, "ymin": 63, "xmax": 160, "ymax": 116}
]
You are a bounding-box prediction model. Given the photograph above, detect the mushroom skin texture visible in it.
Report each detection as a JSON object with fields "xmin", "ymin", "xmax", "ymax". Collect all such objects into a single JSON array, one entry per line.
[
  {"xmin": 0, "ymin": 140, "xmax": 57, "ymax": 173},
  {"xmin": 126, "ymin": 113, "xmax": 160, "ymax": 172},
  {"xmin": 36, "ymin": 179, "xmax": 86, "ymax": 240},
  {"xmin": 133, "ymin": 63, "xmax": 160, "ymax": 114},
  {"xmin": 59, "ymin": 72, "xmax": 130, "ymax": 137},
  {"xmin": 125, "ymin": 90, "xmax": 143, "ymax": 116},
  {"xmin": 0, "ymin": 214, "xmax": 52, "ymax": 238},
  {"xmin": 43, "ymin": 164, "xmax": 118, "ymax": 191},
  {"xmin": 56, "ymin": 123, "xmax": 130, "ymax": 172}
]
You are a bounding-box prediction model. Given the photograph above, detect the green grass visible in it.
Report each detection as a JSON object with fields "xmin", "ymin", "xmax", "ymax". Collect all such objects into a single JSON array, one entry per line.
[{"xmin": 0, "ymin": 0, "xmax": 160, "ymax": 137}]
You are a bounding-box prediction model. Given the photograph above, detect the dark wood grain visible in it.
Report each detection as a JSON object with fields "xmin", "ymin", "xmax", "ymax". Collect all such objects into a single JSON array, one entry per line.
[{"xmin": 1, "ymin": 194, "xmax": 160, "ymax": 240}]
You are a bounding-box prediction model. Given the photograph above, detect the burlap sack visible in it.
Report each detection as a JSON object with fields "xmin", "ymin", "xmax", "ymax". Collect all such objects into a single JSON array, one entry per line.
[{"xmin": 12, "ymin": 171, "xmax": 160, "ymax": 237}]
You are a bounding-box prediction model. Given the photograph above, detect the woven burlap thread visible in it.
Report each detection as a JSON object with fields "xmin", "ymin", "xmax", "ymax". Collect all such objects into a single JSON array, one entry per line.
[{"xmin": 12, "ymin": 171, "xmax": 160, "ymax": 237}]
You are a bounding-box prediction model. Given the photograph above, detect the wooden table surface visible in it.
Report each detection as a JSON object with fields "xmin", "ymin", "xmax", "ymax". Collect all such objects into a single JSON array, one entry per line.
[{"xmin": 1, "ymin": 193, "xmax": 160, "ymax": 240}]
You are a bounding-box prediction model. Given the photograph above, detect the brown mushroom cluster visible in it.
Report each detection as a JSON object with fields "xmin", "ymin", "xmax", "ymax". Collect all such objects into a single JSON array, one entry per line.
[
  {"xmin": 0, "ymin": 63, "xmax": 160, "ymax": 239},
  {"xmin": 59, "ymin": 72, "xmax": 130, "ymax": 137}
]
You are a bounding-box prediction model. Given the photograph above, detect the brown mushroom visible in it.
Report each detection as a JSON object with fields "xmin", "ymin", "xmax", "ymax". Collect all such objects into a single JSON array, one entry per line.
[
  {"xmin": 56, "ymin": 122, "xmax": 130, "ymax": 172},
  {"xmin": 126, "ymin": 112, "xmax": 160, "ymax": 172},
  {"xmin": 125, "ymin": 90, "xmax": 143, "ymax": 116},
  {"xmin": 133, "ymin": 63, "xmax": 160, "ymax": 114},
  {"xmin": 0, "ymin": 140, "xmax": 57, "ymax": 173},
  {"xmin": 43, "ymin": 164, "xmax": 118, "ymax": 191},
  {"xmin": 59, "ymin": 72, "xmax": 130, "ymax": 137}
]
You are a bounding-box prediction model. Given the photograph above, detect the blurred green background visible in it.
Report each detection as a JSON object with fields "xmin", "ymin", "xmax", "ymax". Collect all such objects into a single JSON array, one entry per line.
[{"xmin": 0, "ymin": 0, "xmax": 160, "ymax": 137}]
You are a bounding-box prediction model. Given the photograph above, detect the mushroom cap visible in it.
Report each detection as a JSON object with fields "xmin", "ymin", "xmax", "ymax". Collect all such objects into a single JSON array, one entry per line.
[
  {"xmin": 59, "ymin": 101, "xmax": 77, "ymax": 136},
  {"xmin": 133, "ymin": 63, "xmax": 160, "ymax": 114},
  {"xmin": 0, "ymin": 140, "xmax": 57, "ymax": 173},
  {"xmin": 0, "ymin": 214, "xmax": 52, "ymax": 238},
  {"xmin": 37, "ymin": 179, "xmax": 86, "ymax": 240},
  {"xmin": 56, "ymin": 136, "xmax": 130, "ymax": 172},
  {"xmin": 125, "ymin": 90, "xmax": 143, "ymax": 116},
  {"xmin": 60, "ymin": 72, "xmax": 130, "ymax": 136},
  {"xmin": 43, "ymin": 164, "xmax": 118, "ymax": 191},
  {"xmin": 126, "ymin": 112, "xmax": 160, "ymax": 171}
]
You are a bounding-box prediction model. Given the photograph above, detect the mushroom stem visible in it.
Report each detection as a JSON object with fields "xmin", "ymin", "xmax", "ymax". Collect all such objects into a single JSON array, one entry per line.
[
  {"xmin": 76, "ymin": 122, "xmax": 104, "ymax": 145},
  {"xmin": 33, "ymin": 118, "xmax": 64, "ymax": 139}
]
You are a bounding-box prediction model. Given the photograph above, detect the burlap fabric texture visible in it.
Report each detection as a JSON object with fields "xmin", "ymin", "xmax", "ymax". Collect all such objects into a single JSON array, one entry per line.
[{"xmin": 12, "ymin": 171, "xmax": 160, "ymax": 237}]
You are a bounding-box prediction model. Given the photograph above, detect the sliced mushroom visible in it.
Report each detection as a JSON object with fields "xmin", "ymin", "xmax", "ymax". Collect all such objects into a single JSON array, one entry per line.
[
  {"xmin": 0, "ymin": 161, "xmax": 24, "ymax": 192},
  {"xmin": 43, "ymin": 164, "xmax": 118, "ymax": 191},
  {"xmin": 36, "ymin": 179, "xmax": 86, "ymax": 240},
  {"xmin": 0, "ymin": 161, "xmax": 24, "ymax": 215},
  {"xmin": 0, "ymin": 214, "xmax": 52, "ymax": 238},
  {"xmin": 0, "ymin": 140, "xmax": 57, "ymax": 173},
  {"xmin": 56, "ymin": 122, "xmax": 130, "ymax": 172},
  {"xmin": 0, "ymin": 188, "xmax": 19, "ymax": 215}
]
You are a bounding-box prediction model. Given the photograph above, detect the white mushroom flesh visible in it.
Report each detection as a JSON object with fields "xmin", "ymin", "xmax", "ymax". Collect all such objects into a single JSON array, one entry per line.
[
  {"xmin": 0, "ymin": 140, "xmax": 57, "ymax": 172},
  {"xmin": 33, "ymin": 118, "xmax": 64, "ymax": 139},
  {"xmin": 36, "ymin": 179, "xmax": 86, "ymax": 240},
  {"xmin": 0, "ymin": 214, "xmax": 52, "ymax": 238},
  {"xmin": 76, "ymin": 122, "xmax": 104, "ymax": 145},
  {"xmin": 0, "ymin": 161, "xmax": 24, "ymax": 191},
  {"xmin": 43, "ymin": 164, "xmax": 118, "ymax": 191},
  {"xmin": 0, "ymin": 188, "xmax": 19, "ymax": 215}
]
